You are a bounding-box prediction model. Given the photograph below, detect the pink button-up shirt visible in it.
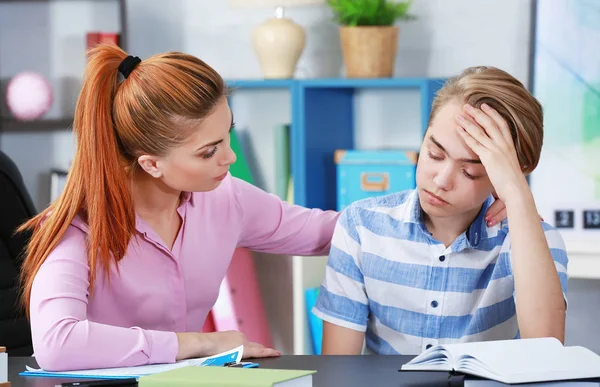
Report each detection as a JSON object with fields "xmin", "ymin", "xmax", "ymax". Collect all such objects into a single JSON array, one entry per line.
[{"xmin": 30, "ymin": 174, "xmax": 339, "ymax": 371}]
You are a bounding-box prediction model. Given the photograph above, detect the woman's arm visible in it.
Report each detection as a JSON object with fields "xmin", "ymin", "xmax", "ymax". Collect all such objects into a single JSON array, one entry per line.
[
  {"xmin": 457, "ymin": 103, "xmax": 566, "ymax": 342},
  {"xmin": 30, "ymin": 226, "xmax": 178, "ymax": 371},
  {"xmin": 31, "ymin": 226, "xmax": 278, "ymax": 371},
  {"xmin": 233, "ymin": 176, "xmax": 340, "ymax": 256}
]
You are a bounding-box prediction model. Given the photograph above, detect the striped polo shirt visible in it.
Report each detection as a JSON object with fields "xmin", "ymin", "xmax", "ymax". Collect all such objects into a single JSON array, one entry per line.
[{"xmin": 312, "ymin": 189, "xmax": 568, "ymax": 355}]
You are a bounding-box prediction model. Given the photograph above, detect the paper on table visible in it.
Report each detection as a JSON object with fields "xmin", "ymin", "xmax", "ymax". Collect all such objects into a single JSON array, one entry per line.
[{"xmin": 20, "ymin": 345, "xmax": 244, "ymax": 379}]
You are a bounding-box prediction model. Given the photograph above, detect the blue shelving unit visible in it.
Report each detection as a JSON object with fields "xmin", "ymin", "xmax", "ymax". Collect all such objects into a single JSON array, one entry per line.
[{"xmin": 226, "ymin": 77, "xmax": 446, "ymax": 211}]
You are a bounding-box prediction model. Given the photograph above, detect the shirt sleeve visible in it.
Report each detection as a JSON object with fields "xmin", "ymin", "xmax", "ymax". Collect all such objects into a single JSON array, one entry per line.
[
  {"xmin": 233, "ymin": 176, "xmax": 340, "ymax": 256},
  {"xmin": 29, "ymin": 225, "xmax": 179, "ymax": 372},
  {"xmin": 540, "ymin": 222, "xmax": 569, "ymax": 305},
  {"xmin": 312, "ymin": 206, "xmax": 370, "ymax": 332}
]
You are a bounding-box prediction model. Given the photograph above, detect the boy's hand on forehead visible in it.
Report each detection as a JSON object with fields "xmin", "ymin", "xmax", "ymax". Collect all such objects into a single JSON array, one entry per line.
[{"xmin": 455, "ymin": 103, "xmax": 530, "ymax": 205}]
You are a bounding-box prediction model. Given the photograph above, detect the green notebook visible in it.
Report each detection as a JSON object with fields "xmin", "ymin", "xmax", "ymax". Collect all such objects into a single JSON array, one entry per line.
[
  {"xmin": 138, "ymin": 366, "xmax": 316, "ymax": 387},
  {"xmin": 229, "ymin": 129, "xmax": 254, "ymax": 185},
  {"xmin": 273, "ymin": 123, "xmax": 291, "ymax": 201}
]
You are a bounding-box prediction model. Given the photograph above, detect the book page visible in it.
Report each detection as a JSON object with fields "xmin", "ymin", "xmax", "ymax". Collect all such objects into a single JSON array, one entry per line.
[
  {"xmin": 454, "ymin": 338, "xmax": 561, "ymax": 377},
  {"xmin": 455, "ymin": 338, "xmax": 600, "ymax": 383},
  {"xmin": 401, "ymin": 345, "xmax": 454, "ymax": 371},
  {"xmin": 24, "ymin": 361, "xmax": 191, "ymax": 378},
  {"xmin": 22, "ymin": 345, "xmax": 245, "ymax": 379},
  {"xmin": 402, "ymin": 339, "xmax": 560, "ymax": 379}
]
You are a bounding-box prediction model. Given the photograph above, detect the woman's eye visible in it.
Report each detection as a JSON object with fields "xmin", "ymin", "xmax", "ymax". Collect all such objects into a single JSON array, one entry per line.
[{"xmin": 202, "ymin": 147, "xmax": 217, "ymax": 159}]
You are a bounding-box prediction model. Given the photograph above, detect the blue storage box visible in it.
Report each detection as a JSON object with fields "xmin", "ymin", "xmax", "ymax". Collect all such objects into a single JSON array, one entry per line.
[{"xmin": 335, "ymin": 149, "xmax": 418, "ymax": 211}]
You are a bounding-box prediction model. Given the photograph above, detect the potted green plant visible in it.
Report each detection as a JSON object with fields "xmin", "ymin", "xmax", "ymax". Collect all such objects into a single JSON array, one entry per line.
[{"xmin": 327, "ymin": 0, "xmax": 414, "ymax": 78}]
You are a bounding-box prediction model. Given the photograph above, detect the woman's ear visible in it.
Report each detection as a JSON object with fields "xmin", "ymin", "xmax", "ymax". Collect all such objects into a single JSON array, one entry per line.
[{"xmin": 137, "ymin": 155, "xmax": 163, "ymax": 178}]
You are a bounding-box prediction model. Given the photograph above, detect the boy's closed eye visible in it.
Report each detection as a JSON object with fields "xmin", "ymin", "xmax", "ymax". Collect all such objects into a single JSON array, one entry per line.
[{"xmin": 426, "ymin": 150, "xmax": 484, "ymax": 180}]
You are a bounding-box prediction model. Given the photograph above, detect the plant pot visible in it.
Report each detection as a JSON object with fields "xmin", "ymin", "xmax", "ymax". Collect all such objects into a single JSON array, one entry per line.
[{"xmin": 339, "ymin": 26, "xmax": 399, "ymax": 78}]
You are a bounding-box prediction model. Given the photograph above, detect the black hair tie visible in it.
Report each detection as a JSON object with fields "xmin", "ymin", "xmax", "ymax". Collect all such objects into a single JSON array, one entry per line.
[{"xmin": 118, "ymin": 55, "xmax": 141, "ymax": 79}]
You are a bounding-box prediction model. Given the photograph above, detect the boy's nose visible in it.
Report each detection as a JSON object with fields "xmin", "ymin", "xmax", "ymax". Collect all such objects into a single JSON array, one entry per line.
[{"xmin": 433, "ymin": 165, "xmax": 453, "ymax": 191}]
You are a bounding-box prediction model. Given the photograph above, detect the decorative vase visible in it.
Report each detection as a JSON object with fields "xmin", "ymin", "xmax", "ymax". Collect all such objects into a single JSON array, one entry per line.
[
  {"xmin": 252, "ymin": 16, "xmax": 306, "ymax": 79},
  {"xmin": 339, "ymin": 26, "xmax": 399, "ymax": 78}
]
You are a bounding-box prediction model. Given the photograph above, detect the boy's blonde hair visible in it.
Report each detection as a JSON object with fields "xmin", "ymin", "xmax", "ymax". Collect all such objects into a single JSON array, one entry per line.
[{"xmin": 429, "ymin": 66, "xmax": 543, "ymax": 175}]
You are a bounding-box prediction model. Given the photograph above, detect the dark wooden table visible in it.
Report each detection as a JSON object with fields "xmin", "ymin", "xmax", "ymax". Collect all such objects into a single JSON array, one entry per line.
[{"xmin": 7, "ymin": 355, "xmax": 452, "ymax": 387}]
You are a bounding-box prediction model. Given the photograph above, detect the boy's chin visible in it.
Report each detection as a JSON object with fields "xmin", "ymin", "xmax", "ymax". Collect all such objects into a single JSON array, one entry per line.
[
  {"xmin": 421, "ymin": 204, "xmax": 455, "ymax": 218},
  {"xmin": 419, "ymin": 199, "xmax": 457, "ymax": 219}
]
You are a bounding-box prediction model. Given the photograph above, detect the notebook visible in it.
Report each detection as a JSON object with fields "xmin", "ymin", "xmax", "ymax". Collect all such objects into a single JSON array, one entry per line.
[
  {"xmin": 20, "ymin": 345, "xmax": 257, "ymax": 379},
  {"xmin": 400, "ymin": 338, "xmax": 600, "ymax": 384},
  {"xmin": 138, "ymin": 366, "xmax": 315, "ymax": 387}
]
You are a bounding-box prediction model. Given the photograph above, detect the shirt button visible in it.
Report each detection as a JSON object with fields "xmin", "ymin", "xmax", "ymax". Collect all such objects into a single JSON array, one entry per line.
[
  {"xmin": 426, "ymin": 344, "xmax": 432, "ymax": 350},
  {"xmin": 431, "ymin": 300, "xmax": 438, "ymax": 308},
  {"xmin": 439, "ymin": 255, "xmax": 445, "ymax": 262}
]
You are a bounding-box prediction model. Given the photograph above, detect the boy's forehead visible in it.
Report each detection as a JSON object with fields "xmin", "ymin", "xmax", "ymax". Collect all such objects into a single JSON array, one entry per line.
[
  {"xmin": 432, "ymin": 101, "xmax": 463, "ymax": 129},
  {"xmin": 427, "ymin": 103, "xmax": 480, "ymax": 160}
]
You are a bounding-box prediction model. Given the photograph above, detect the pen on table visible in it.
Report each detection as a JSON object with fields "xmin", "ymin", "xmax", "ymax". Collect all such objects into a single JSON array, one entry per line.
[
  {"xmin": 223, "ymin": 361, "xmax": 259, "ymax": 368},
  {"xmin": 54, "ymin": 378, "xmax": 138, "ymax": 387}
]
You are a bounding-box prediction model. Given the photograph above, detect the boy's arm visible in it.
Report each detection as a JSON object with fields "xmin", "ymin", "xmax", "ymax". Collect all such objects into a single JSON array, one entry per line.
[
  {"xmin": 456, "ymin": 103, "xmax": 566, "ymax": 343},
  {"xmin": 322, "ymin": 322, "xmax": 365, "ymax": 355},
  {"xmin": 507, "ymin": 190, "xmax": 567, "ymax": 343},
  {"xmin": 312, "ymin": 206, "xmax": 370, "ymax": 354}
]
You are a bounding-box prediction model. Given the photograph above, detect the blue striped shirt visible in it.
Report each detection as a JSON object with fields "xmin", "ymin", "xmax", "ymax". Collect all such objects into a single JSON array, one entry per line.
[{"xmin": 312, "ymin": 189, "xmax": 568, "ymax": 355}]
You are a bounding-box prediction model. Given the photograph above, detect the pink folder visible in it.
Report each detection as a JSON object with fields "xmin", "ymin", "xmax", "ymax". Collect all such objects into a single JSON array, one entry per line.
[{"xmin": 202, "ymin": 247, "xmax": 273, "ymax": 348}]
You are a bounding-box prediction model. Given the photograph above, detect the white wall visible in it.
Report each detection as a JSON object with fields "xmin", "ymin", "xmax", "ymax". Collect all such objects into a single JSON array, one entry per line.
[
  {"xmin": 0, "ymin": 0, "xmax": 535, "ymax": 354},
  {"xmin": 1, "ymin": 0, "xmax": 533, "ymax": 208},
  {"xmin": 127, "ymin": 0, "xmax": 532, "ymax": 83}
]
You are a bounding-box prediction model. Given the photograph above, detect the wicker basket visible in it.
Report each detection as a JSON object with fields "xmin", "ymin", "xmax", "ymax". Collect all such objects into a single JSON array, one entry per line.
[{"xmin": 339, "ymin": 26, "xmax": 399, "ymax": 78}]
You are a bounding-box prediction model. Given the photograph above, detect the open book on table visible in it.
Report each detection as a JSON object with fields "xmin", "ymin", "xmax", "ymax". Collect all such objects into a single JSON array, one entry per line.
[
  {"xmin": 401, "ymin": 338, "xmax": 600, "ymax": 384},
  {"xmin": 20, "ymin": 345, "xmax": 258, "ymax": 379}
]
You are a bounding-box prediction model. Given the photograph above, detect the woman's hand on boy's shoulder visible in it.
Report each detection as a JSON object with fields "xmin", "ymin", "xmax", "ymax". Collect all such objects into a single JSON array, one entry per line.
[
  {"xmin": 485, "ymin": 196, "xmax": 507, "ymax": 227},
  {"xmin": 485, "ymin": 191, "xmax": 544, "ymax": 227}
]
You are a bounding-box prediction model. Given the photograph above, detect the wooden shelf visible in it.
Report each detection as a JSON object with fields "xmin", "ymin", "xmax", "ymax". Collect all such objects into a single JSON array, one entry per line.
[{"xmin": 0, "ymin": 118, "xmax": 73, "ymax": 132}]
